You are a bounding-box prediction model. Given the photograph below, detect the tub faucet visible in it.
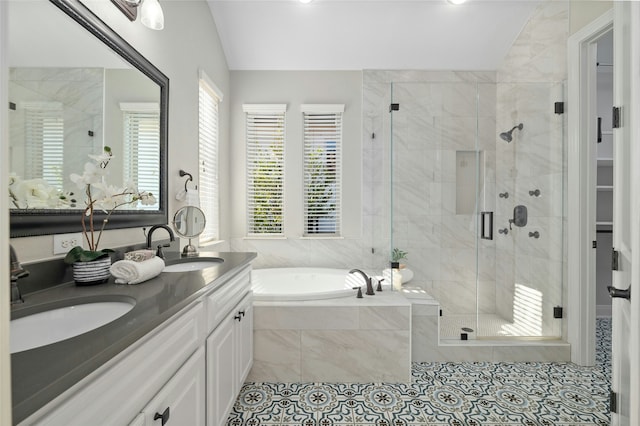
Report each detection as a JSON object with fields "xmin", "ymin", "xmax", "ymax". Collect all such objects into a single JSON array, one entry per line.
[
  {"xmin": 348, "ymin": 269, "xmax": 375, "ymax": 296},
  {"xmin": 10, "ymin": 245, "xmax": 29, "ymax": 304},
  {"xmin": 146, "ymin": 225, "xmax": 176, "ymax": 259}
]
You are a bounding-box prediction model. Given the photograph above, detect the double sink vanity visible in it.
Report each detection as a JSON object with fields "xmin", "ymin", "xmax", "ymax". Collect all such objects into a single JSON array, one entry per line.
[{"xmin": 10, "ymin": 251, "xmax": 256, "ymax": 426}]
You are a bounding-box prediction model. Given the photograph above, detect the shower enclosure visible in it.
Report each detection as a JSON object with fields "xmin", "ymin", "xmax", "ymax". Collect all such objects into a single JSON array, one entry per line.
[{"xmin": 365, "ymin": 73, "xmax": 565, "ymax": 340}]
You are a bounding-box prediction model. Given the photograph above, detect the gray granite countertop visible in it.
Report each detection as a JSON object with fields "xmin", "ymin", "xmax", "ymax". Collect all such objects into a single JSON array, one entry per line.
[{"xmin": 10, "ymin": 251, "xmax": 256, "ymax": 425}]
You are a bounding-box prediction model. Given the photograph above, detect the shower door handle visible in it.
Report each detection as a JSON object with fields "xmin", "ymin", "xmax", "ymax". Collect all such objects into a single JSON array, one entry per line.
[
  {"xmin": 607, "ymin": 285, "xmax": 631, "ymax": 301},
  {"xmin": 480, "ymin": 211, "xmax": 493, "ymax": 240}
]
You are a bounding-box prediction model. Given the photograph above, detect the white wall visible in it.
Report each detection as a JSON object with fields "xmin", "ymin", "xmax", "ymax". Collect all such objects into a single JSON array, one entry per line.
[
  {"xmin": 570, "ymin": 0, "xmax": 613, "ymax": 35},
  {"xmin": 229, "ymin": 71, "xmax": 366, "ymax": 269},
  {"xmin": 8, "ymin": 0, "xmax": 231, "ymax": 262}
]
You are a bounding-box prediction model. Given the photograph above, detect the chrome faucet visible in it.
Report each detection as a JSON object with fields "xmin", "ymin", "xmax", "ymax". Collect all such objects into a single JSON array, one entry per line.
[
  {"xmin": 146, "ymin": 225, "xmax": 176, "ymax": 259},
  {"xmin": 10, "ymin": 245, "xmax": 29, "ymax": 304},
  {"xmin": 348, "ymin": 269, "xmax": 375, "ymax": 296}
]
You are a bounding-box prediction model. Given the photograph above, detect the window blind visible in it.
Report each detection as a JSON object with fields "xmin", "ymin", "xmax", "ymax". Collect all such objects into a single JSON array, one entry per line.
[
  {"xmin": 24, "ymin": 102, "xmax": 64, "ymax": 189},
  {"xmin": 243, "ymin": 104, "xmax": 287, "ymax": 236},
  {"xmin": 198, "ymin": 73, "xmax": 222, "ymax": 244},
  {"xmin": 302, "ymin": 104, "xmax": 344, "ymax": 236},
  {"xmin": 121, "ymin": 103, "xmax": 160, "ymax": 210}
]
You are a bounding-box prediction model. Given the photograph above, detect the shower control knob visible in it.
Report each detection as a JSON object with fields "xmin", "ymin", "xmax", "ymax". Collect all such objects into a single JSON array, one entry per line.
[
  {"xmin": 529, "ymin": 231, "xmax": 540, "ymax": 239},
  {"xmin": 498, "ymin": 228, "xmax": 508, "ymax": 235}
]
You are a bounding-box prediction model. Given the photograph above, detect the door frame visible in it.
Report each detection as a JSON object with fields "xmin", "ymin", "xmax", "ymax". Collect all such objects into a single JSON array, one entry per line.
[{"xmin": 567, "ymin": 9, "xmax": 613, "ymax": 367}]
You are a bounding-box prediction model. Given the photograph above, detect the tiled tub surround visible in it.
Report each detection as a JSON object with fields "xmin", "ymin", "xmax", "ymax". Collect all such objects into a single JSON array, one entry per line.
[{"xmin": 249, "ymin": 292, "xmax": 411, "ymax": 383}]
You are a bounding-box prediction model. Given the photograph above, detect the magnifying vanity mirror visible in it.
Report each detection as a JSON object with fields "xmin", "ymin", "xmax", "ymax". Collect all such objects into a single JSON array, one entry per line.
[
  {"xmin": 173, "ymin": 206, "xmax": 206, "ymax": 257},
  {"xmin": 8, "ymin": 0, "xmax": 168, "ymax": 237}
]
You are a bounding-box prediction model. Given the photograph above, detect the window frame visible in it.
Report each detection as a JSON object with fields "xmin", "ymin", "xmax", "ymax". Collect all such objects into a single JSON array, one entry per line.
[
  {"xmin": 198, "ymin": 70, "xmax": 223, "ymax": 244},
  {"xmin": 301, "ymin": 104, "xmax": 344, "ymax": 237},
  {"xmin": 243, "ymin": 103, "xmax": 287, "ymax": 237}
]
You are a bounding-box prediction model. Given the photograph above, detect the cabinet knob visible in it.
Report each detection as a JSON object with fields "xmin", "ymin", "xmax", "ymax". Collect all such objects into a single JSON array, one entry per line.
[
  {"xmin": 239, "ymin": 310, "xmax": 246, "ymax": 317},
  {"xmin": 234, "ymin": 314, "xmax": 242, "ymax": 321},
  {"xmin": 154, "ymin": 407, "xmax": 170, "ymax": 425}
]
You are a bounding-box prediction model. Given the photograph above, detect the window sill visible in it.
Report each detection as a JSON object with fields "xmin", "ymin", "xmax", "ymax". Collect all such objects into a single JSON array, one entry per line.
[{"xmin": 299, "ymin": 236, "xmax": 344, "ymax": 240}]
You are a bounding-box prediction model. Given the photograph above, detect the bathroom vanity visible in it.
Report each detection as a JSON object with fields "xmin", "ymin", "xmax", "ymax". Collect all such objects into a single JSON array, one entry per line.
[{"xmin": 10, "ymin": 252, "xmax": 256, "ymax": 426}]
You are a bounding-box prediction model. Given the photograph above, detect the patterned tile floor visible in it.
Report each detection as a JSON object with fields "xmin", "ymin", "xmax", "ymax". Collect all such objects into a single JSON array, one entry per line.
[{"xmin": 227, "ymin": 318, "xmax": 612, "ymax": 426}]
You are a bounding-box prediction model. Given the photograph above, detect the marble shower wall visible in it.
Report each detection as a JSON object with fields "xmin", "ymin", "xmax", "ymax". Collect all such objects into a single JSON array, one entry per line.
[
  {"xmin": 494, "ymin": 0, "xmax": 568, "ymax": 337},
  {"xmin": 9, "ymin": 67, "xmax": 104, "ymax": 192}
]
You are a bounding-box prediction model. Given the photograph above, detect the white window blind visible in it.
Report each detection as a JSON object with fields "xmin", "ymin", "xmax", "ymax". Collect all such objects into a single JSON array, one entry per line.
[
  {"xmin": 302, "ymin": 104, "xmax": 344, "ymax": 236},
  {"xmin": 120, "ymin": 103, "xmax": 160, "ymax": 210},
  {"xmin": 24, "ymin": 102, "xmax": 64, "ymax": 189},
  {"xmin": 198, "ymin": 72, "xmax": 223, "ymax": 243},
  {"xmin": 243, "ymin": 104, "xmax": 287, "ymax": 236}
]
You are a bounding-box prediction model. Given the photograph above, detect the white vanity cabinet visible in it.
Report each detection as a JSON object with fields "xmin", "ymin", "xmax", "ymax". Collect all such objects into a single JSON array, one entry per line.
[
  {"xmin": 204, "ymin": 267, "xmax": 253, "ymax": 426},
  {"xmin": 22, "ymin": 263, "xmax": 255, "ymax": 426}
]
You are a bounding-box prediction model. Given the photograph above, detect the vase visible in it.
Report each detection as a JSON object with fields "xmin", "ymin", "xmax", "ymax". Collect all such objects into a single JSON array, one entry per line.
[
  {"xmin": 400, "ymin": 267, "xmax": 414, "ymax": 283},
  {"xmin": 73, "ymin": 257, "xmax": 112, "ymax": 285}
]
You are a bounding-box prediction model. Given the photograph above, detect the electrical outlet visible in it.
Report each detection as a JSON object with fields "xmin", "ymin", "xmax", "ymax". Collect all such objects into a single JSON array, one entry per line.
[{"xmin": 53, "ymin": 233, "xmax": 83, "ymax": 255}]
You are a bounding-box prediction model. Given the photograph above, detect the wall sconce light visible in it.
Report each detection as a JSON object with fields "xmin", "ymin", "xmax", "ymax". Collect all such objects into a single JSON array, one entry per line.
[{"xmin": 111, "ymin": 0, "xmax": 165, "ymax": 30}]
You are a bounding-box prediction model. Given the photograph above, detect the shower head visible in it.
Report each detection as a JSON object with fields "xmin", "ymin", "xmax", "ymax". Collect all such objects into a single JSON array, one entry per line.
[{"xmin": 499, "ymin": 123, "xmax": 524, "ymax": 142}]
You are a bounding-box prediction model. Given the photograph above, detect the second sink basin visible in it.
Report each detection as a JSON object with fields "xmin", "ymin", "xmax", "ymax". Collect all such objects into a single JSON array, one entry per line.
[
  {"xmin": 11, "ymin": 300, "xmax": 135, "ymax": 354},
  {"xmin": 163, "ymin": 257, "xmax": 223, "ymax": 273}
]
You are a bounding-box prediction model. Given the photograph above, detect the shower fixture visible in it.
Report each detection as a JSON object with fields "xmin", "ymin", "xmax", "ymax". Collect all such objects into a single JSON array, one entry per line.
[{"xmin": 499, "ymin": 123, "xmax": 524, "ymax": 142}]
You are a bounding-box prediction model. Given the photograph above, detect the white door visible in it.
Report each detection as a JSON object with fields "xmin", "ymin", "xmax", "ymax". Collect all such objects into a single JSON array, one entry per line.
[{"xmin": 611, "ymin": 2, "xmax": 639, "ymax": 424}]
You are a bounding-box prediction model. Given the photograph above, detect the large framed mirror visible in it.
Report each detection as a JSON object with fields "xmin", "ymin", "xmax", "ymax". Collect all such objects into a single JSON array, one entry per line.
[{"xmin": 8, "ymin": 0, "xmax": 168, "ymax": 237}]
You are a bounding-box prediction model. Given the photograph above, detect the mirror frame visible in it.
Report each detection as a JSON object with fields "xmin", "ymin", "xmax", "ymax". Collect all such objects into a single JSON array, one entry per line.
[{"xmin": 10, "ymin": 0, "xmax": 169, "ymax": 237}]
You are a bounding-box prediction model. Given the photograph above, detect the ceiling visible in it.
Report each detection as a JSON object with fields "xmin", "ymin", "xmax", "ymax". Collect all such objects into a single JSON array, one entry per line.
[{"xmin": 206, "ymin": 0, "xmax": 543, "ymax": 71}]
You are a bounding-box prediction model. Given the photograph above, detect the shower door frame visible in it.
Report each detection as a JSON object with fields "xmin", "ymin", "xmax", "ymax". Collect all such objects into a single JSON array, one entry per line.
[{"xmin": 567, "ymin": 9, "xmax": 613, "ymax": 367}]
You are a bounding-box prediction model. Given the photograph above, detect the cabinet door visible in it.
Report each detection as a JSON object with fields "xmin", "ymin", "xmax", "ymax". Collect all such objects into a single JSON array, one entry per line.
[
  {"xmin": 141, "ymin": 347, "xmax": 205, "ymax": 426},
  {"xmin": 206, "ymin": 315, "xmax": 236, "ymax": 426},
  {"xmin": 236, "ymin": 294, "xmax": 253, "ymax": 384}
]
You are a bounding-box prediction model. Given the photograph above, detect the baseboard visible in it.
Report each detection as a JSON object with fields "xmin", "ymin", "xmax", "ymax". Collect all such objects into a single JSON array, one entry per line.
[{"xmin": 596, "ymin": 304, "xmax": 612, "ymax": 317}]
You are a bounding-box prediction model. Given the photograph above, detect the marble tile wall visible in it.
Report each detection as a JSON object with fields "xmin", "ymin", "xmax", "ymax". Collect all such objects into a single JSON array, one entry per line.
[
  {"xmin": 249, "ymin": 294, "xmax": 412, "ymax": 382},
  {"xmin": 494, "ymin": 0, "xmax": 568, "ymax": 337}
]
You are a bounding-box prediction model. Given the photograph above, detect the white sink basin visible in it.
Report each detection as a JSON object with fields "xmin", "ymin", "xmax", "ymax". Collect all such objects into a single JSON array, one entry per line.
[
  {"xmin": 11, "ymin": 301, "xmax": 135, "ymax": 354},
  {"xmin": 163, "ymin": 258, "xmax": 223, "ymax": 273}
]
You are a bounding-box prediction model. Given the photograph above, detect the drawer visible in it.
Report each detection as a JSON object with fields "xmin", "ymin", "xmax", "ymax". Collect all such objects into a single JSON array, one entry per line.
[{"xmin": 205, "ymin": 266, "xmax": 251, "ymax": 333}]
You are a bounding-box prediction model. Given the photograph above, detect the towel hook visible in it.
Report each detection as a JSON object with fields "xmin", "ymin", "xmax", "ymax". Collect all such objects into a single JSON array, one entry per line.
[{"xmin": 179, "ymin": 169, "xmax": 193, "ymax": 192}]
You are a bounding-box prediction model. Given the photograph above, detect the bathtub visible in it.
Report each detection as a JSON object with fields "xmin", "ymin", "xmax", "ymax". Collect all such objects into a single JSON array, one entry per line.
[{"xmin": 251, "ymin": 267, "xmax": 360, "ymax": 301}]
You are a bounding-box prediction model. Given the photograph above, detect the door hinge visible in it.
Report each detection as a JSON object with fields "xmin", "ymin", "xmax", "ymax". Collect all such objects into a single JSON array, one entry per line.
[
  {"xmin": 592, "ymin": 240, "xmax": 597, "ymax": 249},
  {"xmin": 553, "ymin": 306, "xmax": 563, "ymax": 319},
  {"xmin": 389, "ymin": 103, "xmax": 400, "ymax": 112},
  {"xmin": 613, "ymin": 106, "xmax": 621, "ymax": 129},
  {"xmin": 612, "ymin": 249, "xmax": 620, "ymax": 271},
  {"xmin": 610, "ymin": 390, "xmax": 617, "ymax": 413},
  {"xmin": 554, "ymin": 101, "xmax": 564, "ymax": 114}
]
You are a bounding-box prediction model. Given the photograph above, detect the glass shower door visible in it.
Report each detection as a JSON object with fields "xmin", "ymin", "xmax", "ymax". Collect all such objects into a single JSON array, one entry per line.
[{"xmin": 389, "ymin": 81, "xmax": 481, "ymax": 341}]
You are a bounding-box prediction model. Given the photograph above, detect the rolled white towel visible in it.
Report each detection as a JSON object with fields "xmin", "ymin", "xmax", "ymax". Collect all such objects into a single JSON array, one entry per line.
[{"xmin": 110, "ymin": 257, "xmax": 165, "ymax": 285}]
